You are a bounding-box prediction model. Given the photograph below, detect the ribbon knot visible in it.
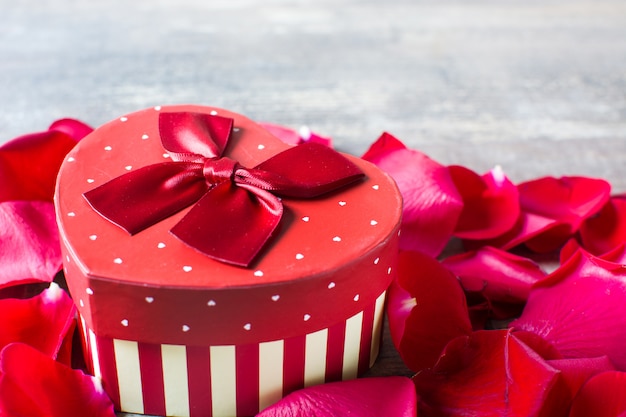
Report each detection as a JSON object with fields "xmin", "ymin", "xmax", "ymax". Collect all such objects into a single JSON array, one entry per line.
[
  {"xmin": 84, "ymin": 111, "xmax": 365, "ymax": 267},
  {"xmin": 203, "ymin": 157, "xmax": 239, "ymax": 186}
]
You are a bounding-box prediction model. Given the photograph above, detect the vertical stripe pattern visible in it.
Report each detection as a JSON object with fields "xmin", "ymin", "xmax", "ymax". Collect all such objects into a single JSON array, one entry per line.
[
  {"xmin": 162, "ymin": 344, "xmax": 190, "ymax": 416},
  {"xmin": 210, "ymin": 345, "xmax": 237, "ymax": 416},
  {"xmin": 113, "ymin": 340, "xmax": 144, "ymax": 414},
  {"xmin": 258, "ymin": 340, "xmax": 284, "ymax": 410},
  {"xmin": 82, "ymin": 291, "xmax": 386, "ymax": 417}
]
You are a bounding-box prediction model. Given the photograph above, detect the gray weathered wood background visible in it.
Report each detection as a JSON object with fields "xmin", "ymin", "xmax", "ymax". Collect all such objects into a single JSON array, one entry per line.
[
  {"xmin": 2, "ymin": 0, "xmax": 625, "ymax": 190},
  {"xmin": 1, "ymin": 0, "xmax": 625, "ymax": 415}
]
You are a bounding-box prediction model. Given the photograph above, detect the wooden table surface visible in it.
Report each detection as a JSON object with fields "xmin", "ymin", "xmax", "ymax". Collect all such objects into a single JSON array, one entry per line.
[{"xmin": 1, "ymin": 1, "xmax": 625, "ymax": 415}]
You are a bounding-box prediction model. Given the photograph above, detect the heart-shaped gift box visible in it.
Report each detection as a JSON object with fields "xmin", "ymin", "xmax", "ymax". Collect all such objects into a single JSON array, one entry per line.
[{"xmin": 55, "ymin": 105, "xmax": 402, "ymax": 416}]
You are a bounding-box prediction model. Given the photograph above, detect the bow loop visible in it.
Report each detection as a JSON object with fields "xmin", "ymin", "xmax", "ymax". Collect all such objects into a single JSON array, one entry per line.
[
  {"xmin": 84, "ymin": 111, "xmax": 364, "ymax": 267},
  {"xmin": 159, "ymin": 112, "xmax": 233, "ymax": 161}
]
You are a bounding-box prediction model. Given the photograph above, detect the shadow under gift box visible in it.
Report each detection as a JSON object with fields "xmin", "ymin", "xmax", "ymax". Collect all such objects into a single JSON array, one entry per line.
[{"xmin": 54, "ymin": 105, "xmax": 402, "ymax": 417}]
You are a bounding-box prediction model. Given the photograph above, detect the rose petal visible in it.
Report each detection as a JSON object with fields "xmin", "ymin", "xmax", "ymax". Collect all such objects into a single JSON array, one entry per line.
[
  {"xmin": 260, "ymin": 122, "xmax": 303, "ymax": 145},
  {"xmin": 559, "ymin": 238, "xmax": 582, "ymax": 264},
  {"xmin": 259, "ymin": 122, "xmax": 333, "ymax": 147},
  {"xmin": 0, "ymin": 343, "xmax": 115, "ymax": 417},
  {"xmin": 580, "ymin": 194, "xmax": 626, "ymax": 256},
  {"xmin": 518, "ymin": 176, "xmax": 611, "ymax": 253},
  {"xmin": 0, "ymin": 283, "xmax": 76, "ymax": 362},
  {"xmin": 0, "ymin": 201, "xmax": 62, "ymax": 288},
  {"xmin": 257, "ymin": 376, "xmax": 417, "ymax": 417},
  {"xmin": 449, "ymin": 165, "xmax": 520, "ymax": 240},
  {"xmin": 442, "ymin": 246, "xmax": 547, "ymax": 321},
  {"xmin": 511, "ymin": 332, "xmax": 615, "ymax": 412},
  {"xmin": 512, "ymin": 330, "xmax": 563, "ymax": 360},
  {"xmin": 387, "ymin": 250, "xmax": 472, "ymax": 372},
  {"xmin": 569, "ymin": 371, "xmax": 626, "ymax": 417},
  {"xmin": 595, "ymin": 243, "xmax": 626, "ymax": 266},
  {"xmin": 297, "ymin": 125, "xmax": 333, "ymax": 147},
  {"xmin": 511, "ymin": 248, "xmax": 626, "ymax": 370},
  {"xmin": 471, "ymin": 211, "xmax": 561, "ymax": 252},
  {"xmin": 413, "ymin": 330, "xmax": 568, "ymax": 417},
  {"xmin": 549, "ymin": 356, "xmax": 615, "ymax": 404},
  {"xmin": 0, "ymin": 130, "xmax": 77, "ymax": 202},
  {"xmin": 49, "ymin": 118, "xmax": 94, "ymax": 141},
  {"xmin": 362, "ymin": 133, "xmax": 463, "ymax": 257}
]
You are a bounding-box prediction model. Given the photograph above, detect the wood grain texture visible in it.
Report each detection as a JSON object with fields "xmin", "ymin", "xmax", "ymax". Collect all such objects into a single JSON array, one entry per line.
[{"xmin": 1, "ymin": 1, "xmax": 624, "ymax": 415}]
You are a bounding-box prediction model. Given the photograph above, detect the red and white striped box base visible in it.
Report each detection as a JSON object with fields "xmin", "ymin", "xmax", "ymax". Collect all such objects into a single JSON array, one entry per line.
[{"xmin": 80, "ymin": 291, "xmax": 386, "ymax": 417}]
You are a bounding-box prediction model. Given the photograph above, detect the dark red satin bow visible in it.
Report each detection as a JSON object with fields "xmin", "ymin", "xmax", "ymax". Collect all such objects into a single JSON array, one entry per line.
[{"xmin": 83, "ymin": 112, "xmax": 364, "ymax": 267}]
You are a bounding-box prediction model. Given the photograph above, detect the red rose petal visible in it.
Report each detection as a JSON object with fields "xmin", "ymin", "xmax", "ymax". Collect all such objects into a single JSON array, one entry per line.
[
  {"xmin": 569, "ymin": 371, "xmax": 626, "ymax": 417},
  {"xmin": 0, "ymin": 283, "xmax": 76, "ymax": 361},
  {"xmin": 513, "ymin": 331, "xmax": 614, "ymax": 411},
  {"xmin": 596, "ymin": 243, "xmax": 626, "ymax": 266},
  {"xmin": 471, "ymin": 211, "xmax": 561, "ymax": 252},
  {"xmin": 387, "ymin": 250, "xmax": 472, "ymax": 372},
  {"xmin": 413, "ymin": 330, "xmax": 568, "ymax": 417},
  {"xmin": 257, "ymin": 376, "xmax": 417, "ymax": 417},
  {"xmin": 449, "ymin": 165, "xmax": 520, "ymax": 240},
  {"xmin": 49, "ymin": 118, "xmax": 94, "ymax": 141},
  {"xmin": 0, "ymin": 129, "xmax": 77, "ymax": 202},
  {"xmin": 511, "ymin": 248, "xmax": 626, "ymax": 370},
  {"xmin": 549, "ymin": 356, "xmax": 615, "ymax": 403},
  {"xmin": 0, "ymin": 201, "xmax": 62, "ymax": 288},
  {"xmin": 443, "ymin": 246, "xmax": 547, "ymax": 307},
  {"xmin": 0, "ymin": 343, "xmax": 115, "ymax": 417},
  {"xmin": 518, "ymin": 176, "xmax": 611, "ymax": 252},
  {"xmin": 559, "ymin": 238, "xmax": 582, "ymax": 264},
  {"xmin": 362, "ymin": 133, "xmax": 463, "ymax": 257},
  {"xmin": 443, "ymin": 246, "xmax": 548, "ymax": 325},
  {"xmin": 580, "ymin": 194, "xmax": 626, "ymax": 256}
]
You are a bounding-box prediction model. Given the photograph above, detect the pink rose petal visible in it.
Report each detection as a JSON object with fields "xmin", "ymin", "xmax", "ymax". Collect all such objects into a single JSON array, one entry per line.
[
  {"xmin": 413, "ymin": 330, "xmax": 569, "ymax": 417},
  {"xmin": 0, "ymin": 283, "xmax": 76, "ymax": 362},
  {"xmin": 569, "ymin": 371, "xmax": 626, "ymax": 417},
  {"xmin": 511, "ymin": 247, "xmax": 626, "ymax": 370},
  {"xmin": 363, "ymin": 133, "xmax": 463, "ymax": 257},
  {"xmin": 257, "ymin": 376, "xmax": 417, "ymax": 417},
  {"xmin": 0, "ymin": 343, "xmax": 115, "ymax": 417},
  {"xmin": 448, "ymin": 165, "xmax": 520, "ymax": 240},
  {"xmin": 442, "ymin": 246, "xmax": 547, "ymax": 316},
  {"xmin": 0, "ymin": 201, "xmax": 62, "ymax": 288},
  {"xmin": 580, "ymin": 194, "xmax": 626, "ymax": 256},
  {"xmin": 387, "ymin": 250, "xmax": 472, "ymax": 372},
  {"xmin": 260, "ymin": 122, "xmax": 333, "ymax": 147},
  {"xmin": 260, "ymin": 122, "xmax": 302, "ymax": 145}
]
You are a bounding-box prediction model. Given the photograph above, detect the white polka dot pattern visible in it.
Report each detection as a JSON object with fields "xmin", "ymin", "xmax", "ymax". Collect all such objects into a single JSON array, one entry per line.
[{"xmin": 56, "ymin": 105, "xmax": 401, "ymax": 358}]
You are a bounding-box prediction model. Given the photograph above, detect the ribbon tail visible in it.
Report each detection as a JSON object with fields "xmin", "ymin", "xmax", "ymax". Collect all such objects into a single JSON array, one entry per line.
[
  {"xmin": 170, "ymin": 182, "xmax": 282, "ymax": 267},
  {"xmin": 253, "ymin": 142, "xmax": 365, "ymax": 198},
  {"xmin": 83, "ymin": 162, "xmax": 206, "ymax": 235}
]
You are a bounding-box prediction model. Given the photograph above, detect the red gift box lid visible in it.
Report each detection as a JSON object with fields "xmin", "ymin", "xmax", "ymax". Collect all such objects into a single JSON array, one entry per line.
[{"xmin": 55, "ymin": 105, "xmax": 402, "ymax": 346}]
